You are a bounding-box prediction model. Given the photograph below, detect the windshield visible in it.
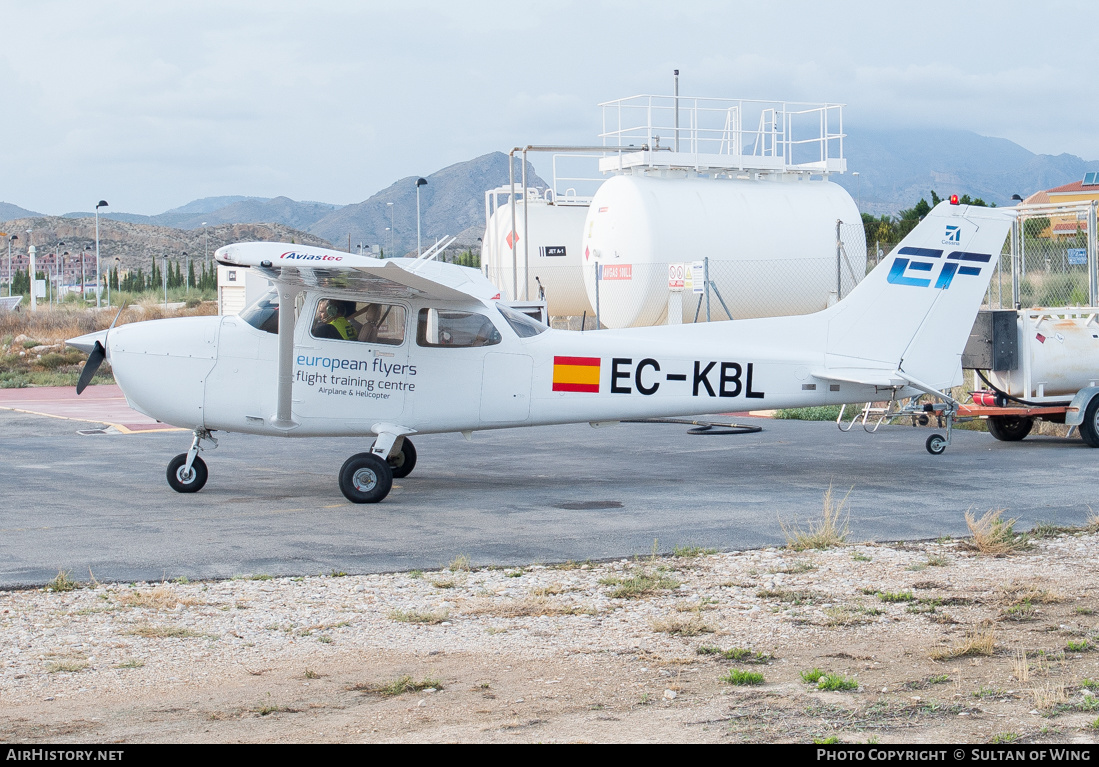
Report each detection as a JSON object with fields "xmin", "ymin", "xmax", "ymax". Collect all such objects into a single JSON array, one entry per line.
[
  {"xmin": 497, "ymin": 303, "xmax": 548, "ymax": 338},
  {"xmin": 239, "ymin": 288, "xmax": 279, "ymax": 334}
]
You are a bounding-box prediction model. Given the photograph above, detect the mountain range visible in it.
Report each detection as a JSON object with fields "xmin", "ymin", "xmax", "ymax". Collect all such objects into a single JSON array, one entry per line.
[{"xmin": 2, "ymin": 130, "xmax": 1097, "ymax": 265}]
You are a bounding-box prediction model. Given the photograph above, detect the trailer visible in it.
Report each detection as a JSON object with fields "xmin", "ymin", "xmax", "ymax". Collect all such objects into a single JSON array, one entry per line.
[{"xmin": 838, "ymin": 307, "xmax": 1099, "ymax": 453}]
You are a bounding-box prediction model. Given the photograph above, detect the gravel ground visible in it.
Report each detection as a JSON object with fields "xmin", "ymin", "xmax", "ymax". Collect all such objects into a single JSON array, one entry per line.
[{"xmin": 3, "ymin": 530, "xmax": 1099, "ymax": 743}]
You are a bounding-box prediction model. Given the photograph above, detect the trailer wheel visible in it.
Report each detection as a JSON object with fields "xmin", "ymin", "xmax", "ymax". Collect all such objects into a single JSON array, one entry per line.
[
  {"xmin": 987, "ymin": 415, "xmax": 1034, "ymax": 442},
  {"xmin": 1080, "ymin": 398, "xmax": 1099, "ymax": 448},
  {"xmin": 925, "ymin": 434, "xmax": 947, "ymax": 455}
]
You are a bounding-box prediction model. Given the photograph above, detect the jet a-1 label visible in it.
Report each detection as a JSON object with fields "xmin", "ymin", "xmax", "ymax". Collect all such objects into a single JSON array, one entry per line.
[
  {"xmin": 295, "ymin": 354, "xmax": 417, "ymax": 400},
  {"xmin": 553, "ymin": 356, "xmax": 764, "ymax": 398}
]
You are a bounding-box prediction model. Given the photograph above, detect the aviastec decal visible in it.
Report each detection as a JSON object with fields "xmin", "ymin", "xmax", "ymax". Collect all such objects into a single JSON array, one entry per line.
[
  {"xmin": 280, "ymin": 251, "xmax": 344, "ymax": 262},
  {"xmin": 886, "ymin": 247, "xmax": 991, "ymax": 289}
]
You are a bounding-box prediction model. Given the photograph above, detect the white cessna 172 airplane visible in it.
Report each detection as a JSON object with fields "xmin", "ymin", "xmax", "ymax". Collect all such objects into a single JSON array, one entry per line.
[{"xmin": 69, "ymin": 201, "xmax": 1013, "ymax": 504}]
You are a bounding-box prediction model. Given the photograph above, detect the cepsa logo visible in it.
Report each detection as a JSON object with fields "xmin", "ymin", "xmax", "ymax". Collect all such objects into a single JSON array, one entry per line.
[
  {"xmin": 280, "ymin": 251, "xmax": 344, "ymax": 262},
  {"xmin": 886, "ymin": 246, "xmax": 991, "ymax": 290}
]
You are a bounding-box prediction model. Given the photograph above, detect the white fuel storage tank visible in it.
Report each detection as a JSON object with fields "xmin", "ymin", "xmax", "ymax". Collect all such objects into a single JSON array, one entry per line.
[
  {"xmin": 482, "ymin": 192, "xmax": 594, "ymax": 317},
  {"xmin": 580, "ymin": 174, "xmax": 866, "ymax": 328}
]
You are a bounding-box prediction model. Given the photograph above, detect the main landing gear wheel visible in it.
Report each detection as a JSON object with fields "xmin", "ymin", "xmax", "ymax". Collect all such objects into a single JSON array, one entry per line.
[
  {"xmin": 925, "ymin": 434, "xmax": 947, "ymax": 455},
  {"xmin": 1080, "ymin": 397, "xmax": 1099, "ymax": 448},
  {"xmin": 339, "ymin": 453, "xmax": 393, "ymax": 503},
  {"xmin": 987, "ymin": 415, "xmax": 1034, "ymax": 442},
  {"xmin": 167, "ymin": 454, "xmax": 208, "ymax": 493},
  {"xmin": 387, "ymin": 438, "xmax": 417, "ymax": 479}
]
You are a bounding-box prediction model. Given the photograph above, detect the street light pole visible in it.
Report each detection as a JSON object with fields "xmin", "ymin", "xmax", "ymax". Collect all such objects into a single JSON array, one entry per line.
[
  {"xmin": 183, "ymin": 251, "xmax": 189, "ymax": 291},
  {"xmin": 415, "ymin": 178, "xmax": 427, "ymax": 256},
  {"xmin": 54, "ymin": 241, "xmax": 65, "ymax": 307},
  {"xmin": 95, "ymin": 200, "xmax": 108, "ymax": 308},
  {"xmin": 26, "ymin": 229, "xmax": 35, "ymax": 311},
  {"xmin": 202, "ymin": 222, "xmax": 208, "ymax": 267},
  {"xmin": 852, "ymin": 172, "xmax": 861, "ymax": 214},
  {"xmin": 6, "ymin": 234, "xmax": 16, "ymax": 298}
]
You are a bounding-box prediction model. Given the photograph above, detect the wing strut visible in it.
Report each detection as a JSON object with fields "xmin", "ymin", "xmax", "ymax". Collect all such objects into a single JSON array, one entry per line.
[{"xmin": 271, "ymin": 283, "xmax": 301, "ymax": 431}]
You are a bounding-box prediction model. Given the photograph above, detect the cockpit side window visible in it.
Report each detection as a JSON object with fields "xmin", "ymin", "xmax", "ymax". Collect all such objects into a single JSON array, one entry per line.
[
  {"xmin": 309, "ymin": 298, "xmax": 406, "ymax": 345},
  {"xmin": 239, "ymin": 288, "xmax": 280, "ymax": 334},
  {"xmin": 416, "ymin": 308, "xmax": 501, "ymax": 348}
]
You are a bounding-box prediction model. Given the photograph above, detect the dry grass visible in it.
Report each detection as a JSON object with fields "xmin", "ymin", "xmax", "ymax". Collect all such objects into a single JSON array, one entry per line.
[
  {"xmin": 999, "ymin": 582, "xmax": 1063, "ymax": 606},
  {"xmin": 651, "ymin": 614, "xmax": 714, "ymax": 637},
  {"xmin": 529, "ymin": 584, "xmax": 566, "ymax": 597},
  {"xmin": 461, "ymin": 597, "xmax": 595, "ymax": 618},
  {"xmin": 387, "ymin": 608, "xmax": 450, "ymax": 624},
  {"xmin": 1030, "ymin": 683, "xmax": 1069, "ymax": 711},
  {"xmin": 930, "ymin": 629, "xmax": 997, "ymax": 660},
  {"xmin": 1012, "ymin": 650, "xmax": 1031, "ymax": 683},
  {"xmin": 781, "ymin": 483, "xmax": 852, "ymax": 551},
  {"xmin": 1085, "ymin": 506, "xmax": 1099, "ymax": 534},
  {"xmin": 117, "ymin": 585, "xmax": 202, "ymax": 610},
  {"xmin": 964, "ymin": 508, "xmax": 1025, "ymax": 555},
  {"xmin": 0, "ymin": 302, "xmax": 217, "ymax": 345},
  {"xmin": 127, "ymin": 624, "xmax": 205, "ymax": 639}
]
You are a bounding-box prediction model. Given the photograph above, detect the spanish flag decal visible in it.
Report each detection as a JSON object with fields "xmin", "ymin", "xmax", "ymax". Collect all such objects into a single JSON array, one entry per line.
[{"xmin": 552, "ymin": 356, "xmax": 600, "ymax": 393}]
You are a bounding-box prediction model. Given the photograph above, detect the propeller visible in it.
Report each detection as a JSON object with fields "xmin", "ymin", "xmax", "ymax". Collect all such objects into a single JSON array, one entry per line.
[
  {"xmin": 75, "ymin": 305, "xmax": 125, "ymax": 395},
  {"xmin": 76, "ymin": 342, "xmax": 105, "ymax": 394}
]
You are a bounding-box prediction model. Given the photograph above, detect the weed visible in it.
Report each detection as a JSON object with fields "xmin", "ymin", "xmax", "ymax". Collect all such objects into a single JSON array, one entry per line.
[
  {"xmin": 965, "ymin": 508, "xmax": 1026, "ymax": 555},
  {"xmin": 927, "ymin": 674, "xmax": 951, "ymax": 685},
  {"xmin": 1002, "ymin": 601, "xmax": 1037, "ymax": 622},
  {"xmin": 652, "ymin": 614, "xmax": 714, "ymax": 636},
  {"xmin": 973, "ymin": 686, "xmax": 1006, "ymax": 698},
  {"xmin": 448, "ymin": 555, "xmax": 471, "ymax": 572},
  {"xmin": 173, "ymin": 576, "xmax": 190, "ymax": 584},
  {"xmin": 816, "ymin": 673, "xmax": 859, "ymax": 692},
  {"xmin": 720, "ymin": 669, "xmax": 765, "ymax": 686},
  {"xmin": 773, "ymin": 405, "xmax": 843, "ymax": 421},
  {"xmin": 878, "ymin": 591, "xmax": 915, "ymax": 603},
  {"xmin": 824, "ymin": 606, "xmax": 878, "ymax": 627},
  {"xmin": 1090, "ymin": 717, "xmax": 1099, "ymax": 731},
  {"xmin": 1081, "ymin": 679, "xmax": 1099, "ymax": 690},
  {"xmin": 600, "ymin": 571, "xmax": 679, "ymax": 599},
  {"xmin": 801, "ymin": 668, "xmax": 826, "ymax": 684},
  {"xmin": 989, "ymin": 732, "xmax": 1020, "ymax": 743},
  {"xmin": 814, "ymin": 736, "xmax": 840, "ymax": 744},
  {"xmin": 118, "ymin": 585, "xmax": 200, "ymax": 610},
  {"xmin": 930, "ymin": 629, "xmax": 996, "ymax": 660},
  {"xmin": 781, "ymin": 483, "xmax": 852, "ymax": 551},
  {"xmin": 369, "ymin": 675, "xmax": 442, "ymax": 696},
  {"xmin": 408, "ymin": 570, "xmax": 423, "ymax": 580},
  {"xmin": 1030, "ymin": 521, "xmax": 1074, "ymax": 539},
  {"xmin": 925, "ymin": 555, "xmax": 950, "ymax": 567},
  {"xmin": 529, "ymin": 584, "xmax": 564, "ymax": 597},
  {"xmin": 672, "ymin": 545, "xmax": 717, "ymax": 558},
  {"xmin": 46, "ymin": 659, "xmax": 88, "ymax": 673},
  {"xmin": 756, "ymin": 588, "xmax": 821, "ymax": 604},
  {"xmin": 774, "ymin": 560, "xmax": 817, "ymax": 574},
  {"xmin": 388, "ymin": 608, "xmax": 449, "ymax": 624},
  {"xmin": 45, "ymin": 570, "xmax": 78, "ymax": 592},
  {"xmin": 429, "ymin": 577, "xmax": 458, "ymax": 589},
  {"xmin": 1075, "ymin": 607, "xmax": 1095, "ymax": 615},
  {"xmin": 305, "ymin": 669, "xmax": 320, "ymax": 679},
  {"xmin": 1067, "ymin": 640, "xmax": 1091, "ymax": 653},
  {"xmin": 249, "ymin": 574, "xmax": 273, "ymax": 581},
  {"xmin": 462, "ymin": 597, "xmax": 595, "ymax": 618},
  {"xmin": 505, "ymin": 569, "xmax": 524, "ymax": 578},
  {"xmin": 1030, "ymin": 684, "xmax": 1069, "ymax": 712},
  {"xmin": 698, "ymin": 646, "xmax": 774, "ymax": 663},
  {"xmin": 253, "ymin": 703, "xmax": 289, "ymax": 716},
  {"xmin": 851, "ymin": 552, "xmax": 872, "ymax": 562},
  {"xmin": 114, "ymin": 659, "xmax": 145, "ymax": 669},
  {"xmin": 317, "ymin": 635, "xmax": 333, "ymax": 644},
  {"xmin": 329, "ymin": 570, "xmax": 347, "ymax": 578}
]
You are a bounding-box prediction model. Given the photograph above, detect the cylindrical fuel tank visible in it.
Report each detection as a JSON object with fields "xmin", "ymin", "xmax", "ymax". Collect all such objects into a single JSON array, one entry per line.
[
  {"xmin": 580, "ymin": 174, "xmax": 866, "ymax": 328},
  {"xmin": 990, "ymin": 311, "xmax": 1099, "ymax": 398},
  {"xmin": 482, "ymin": 195, "xmax": 593, "ymax": 316}
]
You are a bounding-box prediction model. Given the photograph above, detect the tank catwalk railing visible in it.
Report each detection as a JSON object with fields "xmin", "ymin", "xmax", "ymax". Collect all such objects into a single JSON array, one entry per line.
[{"xmin": 598, "ymin": 94, "xmax": 846, "ymax": 174}]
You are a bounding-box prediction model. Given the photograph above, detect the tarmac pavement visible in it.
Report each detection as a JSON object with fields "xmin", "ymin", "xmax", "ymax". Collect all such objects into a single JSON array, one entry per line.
[{"xmin": 1, "ymin": 389, "xmax": 1096, "ymax": 587}]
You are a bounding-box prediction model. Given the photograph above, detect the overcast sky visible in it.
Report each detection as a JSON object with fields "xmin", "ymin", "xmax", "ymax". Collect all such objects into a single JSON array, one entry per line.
[{"xmin": 3, "ymin": 0, "xmax": 1096, "ymax": 216}]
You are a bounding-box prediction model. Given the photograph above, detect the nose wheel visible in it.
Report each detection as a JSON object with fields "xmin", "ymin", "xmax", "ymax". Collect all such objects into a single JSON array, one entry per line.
[{"xmin": 166, "ymin": 429, "xmax": 217, "ymax": 494}]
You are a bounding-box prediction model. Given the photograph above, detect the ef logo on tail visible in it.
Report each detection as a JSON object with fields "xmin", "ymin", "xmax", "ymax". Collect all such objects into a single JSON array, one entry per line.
[{"xmin": 887, "ymin": 246, "xmax": 992, "ymax": 290}]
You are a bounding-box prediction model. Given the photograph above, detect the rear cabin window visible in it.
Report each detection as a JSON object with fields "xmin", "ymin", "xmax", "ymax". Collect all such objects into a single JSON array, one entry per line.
[
  {"xmin": 310, "ymin": 299, "xmax": 406, "ymax": 345},
  {"xmin": 416, "ymin": 308, "xmax": 501, "ymax": 348}
]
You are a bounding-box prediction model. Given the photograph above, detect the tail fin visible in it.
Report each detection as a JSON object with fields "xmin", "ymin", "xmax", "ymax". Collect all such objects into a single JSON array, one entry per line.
[{"xmin": 824, "ymin": 202, "xmax": 1013, "ymax": 391}]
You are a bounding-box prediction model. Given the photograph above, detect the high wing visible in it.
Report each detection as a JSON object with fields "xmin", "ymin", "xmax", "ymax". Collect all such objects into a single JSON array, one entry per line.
[{"xmin": 215, "ymin": 242, "xmax": 500, "ymax": 303}]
